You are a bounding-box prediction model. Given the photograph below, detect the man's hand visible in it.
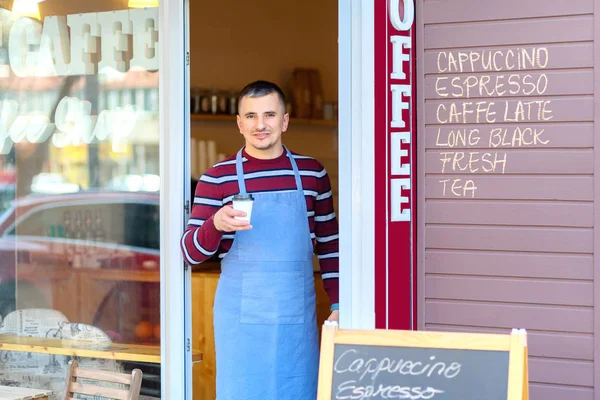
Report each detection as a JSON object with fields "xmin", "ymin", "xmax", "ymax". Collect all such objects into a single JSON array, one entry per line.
[
  {"xmin": 327, "ymin": 310, "xmax": 339, "ymax": 322},
  {"xmin": 213, "ymin": 205, "xmax": 252, "ymax": 232}
]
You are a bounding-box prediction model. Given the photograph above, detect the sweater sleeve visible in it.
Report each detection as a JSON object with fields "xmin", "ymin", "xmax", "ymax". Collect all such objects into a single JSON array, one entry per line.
[
  {"xmin": 313, "ymin": 165, "xmax": 340, "ymax": 306},
  {"xmin": 180, "ymin": 169, "xmax": 224, "ymax": 265}
]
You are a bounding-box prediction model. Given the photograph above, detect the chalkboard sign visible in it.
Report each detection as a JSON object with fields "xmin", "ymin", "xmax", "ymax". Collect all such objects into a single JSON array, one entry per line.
[{"xmin": 317, "ymin": 323, "xmax": 529, "ymax": 400}]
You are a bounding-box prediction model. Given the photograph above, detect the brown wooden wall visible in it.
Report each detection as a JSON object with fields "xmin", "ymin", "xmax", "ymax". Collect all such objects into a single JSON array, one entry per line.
[{"xmin": 416, "ymin": 1, "xmax": 598, "ymax": 399}]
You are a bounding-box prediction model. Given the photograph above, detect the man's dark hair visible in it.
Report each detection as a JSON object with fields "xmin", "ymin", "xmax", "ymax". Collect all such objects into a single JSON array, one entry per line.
[{"xmin": 237, "ymin": 80, "xmax": 287, "ymax": 114}]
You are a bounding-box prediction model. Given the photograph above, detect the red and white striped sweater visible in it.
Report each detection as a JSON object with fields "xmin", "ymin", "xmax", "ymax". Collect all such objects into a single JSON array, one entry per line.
[{"xmin": 180, "ymin": 148, "xmax": 339, "ymax": 305}]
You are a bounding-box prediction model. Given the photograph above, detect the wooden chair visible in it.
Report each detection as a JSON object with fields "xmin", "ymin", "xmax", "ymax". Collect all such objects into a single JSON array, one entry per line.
[{"xmin": 63, "ymin": 360, "xmax": 143, "ymax": 400}]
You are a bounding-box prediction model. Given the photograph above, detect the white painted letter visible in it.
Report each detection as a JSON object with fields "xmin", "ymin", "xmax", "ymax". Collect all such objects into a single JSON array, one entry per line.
[
  {"xmin": 391, "ymin": 178, "xmax": 411, "ymax": 221},
  {"xmin": 8, "ymin": 17, "xmax": 42, "ymax": 77},
  {"xmin": 38, "ymin": 16, "xmax": 70, "ymax": 76},
  {"xmin": 391, "ymin": 131, "xmax": 410, "ymax": 175},
  {"xmin": 390, "ymin": 84, "xmax": 411, "ymax": 128},
  {"xmin": 390, "ymin": 0, "xmax": 415, "ymax": 31},
  {"xmin": 97, "ymin": 10, "xmax": 132, "ymax": 72},
  {"xmin": 390, "ymin": 35, "xmax": 411, "ymax": 80},
  {"xmin": 67, "ymin": 12, "xmax": 101, "ymax": 75},
  {"xmin": 129, "ymin": 7, "xmax": 159, "ymax": 71}
]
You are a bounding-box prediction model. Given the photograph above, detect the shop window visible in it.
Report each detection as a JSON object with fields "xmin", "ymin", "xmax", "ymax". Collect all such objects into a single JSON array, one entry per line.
[
  {"xmin": 135, "ymin": 88, "xmax": 145, "ymax": 110},
  {"xmin": 108, "ymin": 89, "xmax": 119, "ymax": 110},
  {"xmin": 98, "ymin": 90, "xmax": 106, "ymax": 111},
  {"xmin": 121, "ymin": 89, "xmax": 133, "ymax": 106},
  {"xmin": 0, "ymin": 3, "xmax": 162, "ymax": 397}
]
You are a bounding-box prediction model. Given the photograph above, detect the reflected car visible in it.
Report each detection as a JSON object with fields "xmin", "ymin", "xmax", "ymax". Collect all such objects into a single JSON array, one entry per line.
[{"xmin": 0, "ymin": 190, "xmax": 160, "ymax": 336}]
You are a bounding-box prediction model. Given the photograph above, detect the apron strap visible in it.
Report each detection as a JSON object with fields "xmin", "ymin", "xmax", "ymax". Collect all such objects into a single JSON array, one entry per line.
[
  {"xmin": 284, "ymin": 145, "xmax": 304, "ymax": 193},
  {"xmin": 235, "ymin": 149, "xmax": 247, "ymax": 194}
]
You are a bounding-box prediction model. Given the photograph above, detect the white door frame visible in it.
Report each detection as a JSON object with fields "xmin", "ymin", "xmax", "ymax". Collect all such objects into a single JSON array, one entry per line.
[
  {"xmin": 159, "ymin": 0, "xmax": 192, "ymax": 397},
  {"xmin": 160, "ymin": 0, "xmax": 376, "ymax": 395},
  {"xmin": 338, "ymin": 0, "xmax": 376, "ymax": 330}
]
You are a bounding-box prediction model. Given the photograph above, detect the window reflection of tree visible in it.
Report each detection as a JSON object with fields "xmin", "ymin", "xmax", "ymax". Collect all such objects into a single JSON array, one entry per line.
[{"xmin": 13, "ymin": 76, "xmax": 80, "ymax": 197}]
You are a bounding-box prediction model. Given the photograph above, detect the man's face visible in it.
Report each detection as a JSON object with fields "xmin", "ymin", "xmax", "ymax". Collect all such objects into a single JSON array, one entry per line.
[{"xmin": 237, "ymin": 92, "xmax": 289, "ymax": 157}]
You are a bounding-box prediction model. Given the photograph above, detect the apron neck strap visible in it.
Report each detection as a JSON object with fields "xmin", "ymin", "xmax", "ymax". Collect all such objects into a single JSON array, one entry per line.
[
  {"xmin": 235, "ymin": 145, "xmax": 304, "ymax": 195},
  {"xmin": 235, "ymin": 149, "xmax": 247, "ymax": 194},
  {"xmin": 284, "ymin": 145, "xmax": 304, "ymax": 193}
]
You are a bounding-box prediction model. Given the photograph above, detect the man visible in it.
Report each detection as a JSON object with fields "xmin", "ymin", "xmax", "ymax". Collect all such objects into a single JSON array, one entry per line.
[{"xmin": 180, "ymin": 80, "xmax": 339, "ymax": 400}]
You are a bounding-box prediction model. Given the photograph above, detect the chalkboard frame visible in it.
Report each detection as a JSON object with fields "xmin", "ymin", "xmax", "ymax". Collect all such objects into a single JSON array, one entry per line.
[{"xmin": 317, "ymin": 323, "xmax": 529, "ymax": 400}]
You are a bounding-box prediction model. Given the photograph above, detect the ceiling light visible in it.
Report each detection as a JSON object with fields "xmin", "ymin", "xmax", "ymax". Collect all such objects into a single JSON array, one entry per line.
[
  {"xmin": 11, "ymin": 0, "xmax": 41, "ymax": 20},
  {"xmin": 128, "ymin": 0, "xmax": 158, "ymax": 8}
]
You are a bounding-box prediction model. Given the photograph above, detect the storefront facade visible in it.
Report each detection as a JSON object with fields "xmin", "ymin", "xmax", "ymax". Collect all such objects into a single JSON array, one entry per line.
[
  {"xmin": 1, "ymin": 0, "xmax": 597, "ymax": 399},
  {"xmin": 342, "ymin": 1, "xmax": 599, "ymax": 399}
]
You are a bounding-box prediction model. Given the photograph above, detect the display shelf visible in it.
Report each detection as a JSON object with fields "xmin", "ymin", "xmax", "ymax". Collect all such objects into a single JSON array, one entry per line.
[
  {"xmin": 191, "ymin": 113, "xmax": 338, "ymax": 127},
  {"xmin": 0, "ymin": 334, "xmax": 203, "ymax": 364}
]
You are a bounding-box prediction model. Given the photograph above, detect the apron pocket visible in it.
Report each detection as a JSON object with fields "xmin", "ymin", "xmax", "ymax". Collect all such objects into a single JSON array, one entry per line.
[{"xmin": 240, "ymin": 271, "xmax": 305, "ymax": 325}]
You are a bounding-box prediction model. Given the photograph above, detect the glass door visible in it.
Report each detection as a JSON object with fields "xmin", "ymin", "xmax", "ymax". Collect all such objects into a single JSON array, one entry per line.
[
  {"xmin": 0, "ymin": 0, "xmax": 193, "ymax": 397},
  {"xmin": 0, "ymin": 0, "xmax": 165, "ymax": 398}
]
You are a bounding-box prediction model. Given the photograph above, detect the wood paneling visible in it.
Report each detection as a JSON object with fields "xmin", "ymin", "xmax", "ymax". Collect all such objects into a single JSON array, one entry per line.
[
  {"xmin": 425, "ymin": 276, "xmax": 593, "ymax": 306},
  {"xmin": 425, "ymin": 226, "xmax": 593, "ymax": 253},
  {"xmin": 423, "ymin": 0, "xmax": 593, "ymax": 24},
  {"xmin": 529, "ymin": 358, "xmax": 593, "ymax": 386},
  {"xmin": 424, "ymin": 250, "xmax": 593, "ymax": 279},
  {"xmin": 419, "ymin": 0, "xmax": 596, "ymax": 391},
  {"xmin": 424, "ymin": 300, "xmax": 593, "ymax": 333},
  {"xmin": 425, "ymin": 200, "xmax": 593, "ymax": 227},
  {"xmin": 425, "ymin": 325, "xmax": 594, "ymax": 360},
  {"xmin": 529, "ymin": 384, "xmax": 593, "ymax": 400},
  {"xmin": 424, "ymin": 16, "xmax": 593, "ymax": 48}
]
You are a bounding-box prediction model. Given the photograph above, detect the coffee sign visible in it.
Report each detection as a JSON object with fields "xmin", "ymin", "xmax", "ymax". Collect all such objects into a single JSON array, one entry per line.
[
  {"xmin": 317, "ymin": 323, "xmax": 529, "ymax": 400},
  {"xmin": 0, "ymin": 7, "xmax": 158, "ymax": 78},
  {"xmin": 373, "ymin": 0, "xmax": 418, "ymax": 331}
]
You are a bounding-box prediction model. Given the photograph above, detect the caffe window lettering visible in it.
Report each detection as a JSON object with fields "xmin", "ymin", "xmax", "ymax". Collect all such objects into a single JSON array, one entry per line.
[
  {"xmin": 0, "ymin": 8, "xmax": 158, "ymax": 154},
  {"xmin": 1, "ymin": 8, "xmax": 158, "ymax": 78}
]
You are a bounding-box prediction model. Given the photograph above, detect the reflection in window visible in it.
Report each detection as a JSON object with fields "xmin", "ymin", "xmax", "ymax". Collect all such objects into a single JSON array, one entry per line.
[
  {"xmin": 6, "ymin": 201, "xmax": 160, "ymax": 251},
  {"xmin": 108, "ymin": 89, "xmax": 119, "ymax": 110},
  {"xmin": 135, "ymin": 88, "xmax": 145, "ymax": 110},
  {"xmin": 0, "ymin": 3, "xmax": 162, "ymax": 398}
]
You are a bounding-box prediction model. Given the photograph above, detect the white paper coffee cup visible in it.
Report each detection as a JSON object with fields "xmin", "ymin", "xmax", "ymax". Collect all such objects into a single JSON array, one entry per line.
[{"xmin": 232, "ymin": 194, "xmax": 254, "ymax": 222}]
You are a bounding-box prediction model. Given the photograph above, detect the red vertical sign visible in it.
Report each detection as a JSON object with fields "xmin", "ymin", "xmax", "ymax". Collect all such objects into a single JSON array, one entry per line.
[{"xmin": 374, "ymin": 0, "xmax": 417, "ymax": 330}]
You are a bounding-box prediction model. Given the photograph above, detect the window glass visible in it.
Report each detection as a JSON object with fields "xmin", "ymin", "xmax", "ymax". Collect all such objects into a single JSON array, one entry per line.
[
  {"xmin": 0, "ymin": 2, "xmax": 161, "ymax": 398},
  {"xmin": 6, "ymin": 202, "xmax": 159, "ymax": 250}
]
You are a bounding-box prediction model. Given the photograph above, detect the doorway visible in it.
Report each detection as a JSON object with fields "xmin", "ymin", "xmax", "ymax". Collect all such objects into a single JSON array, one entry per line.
[{"xmin": 185, "ymin": 1, "xmax": 339, "ymax": 398}]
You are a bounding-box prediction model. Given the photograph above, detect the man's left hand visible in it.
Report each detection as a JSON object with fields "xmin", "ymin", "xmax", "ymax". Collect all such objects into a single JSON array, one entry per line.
[{"xmin": 327, "ymin": 310, "xmax": 339, "ymax": 322}]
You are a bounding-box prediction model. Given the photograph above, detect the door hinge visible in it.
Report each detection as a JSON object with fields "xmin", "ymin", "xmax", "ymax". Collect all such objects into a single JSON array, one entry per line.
[
  {"xmin": 184, "ymin": 200, "xmax": 190, "ymax": 215},
  {"xmin": 186, "ymin": 338, "xmax": 191, "ymax": 352},
  {"xmin": 185, "ymin": 52, "xmax": 190, "ymax": 66}
]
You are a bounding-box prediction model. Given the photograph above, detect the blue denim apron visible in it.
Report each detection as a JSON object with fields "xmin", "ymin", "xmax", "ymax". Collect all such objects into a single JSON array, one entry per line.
[{"xmin": 213, "ymin": 146, "xmax": 319, "ymax": 400}]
